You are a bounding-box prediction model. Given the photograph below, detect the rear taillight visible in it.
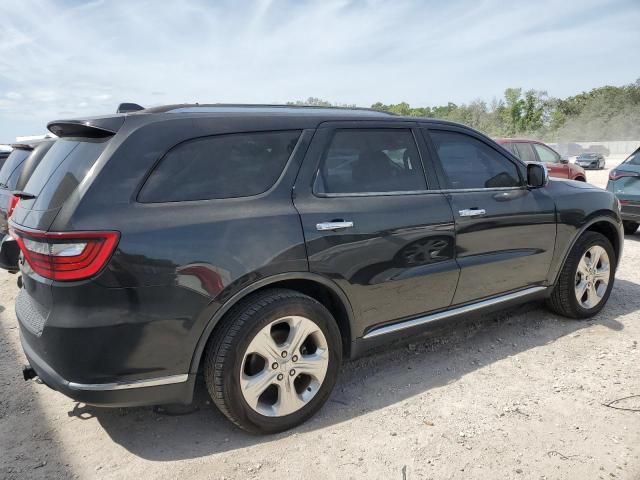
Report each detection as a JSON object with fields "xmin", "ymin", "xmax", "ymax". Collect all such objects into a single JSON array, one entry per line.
[
  {"xmin": 610, "ymin": 170, "xmax": 640, "ymax": 181},
  {"xmin": 7, "ymin": 194, "xmax": 19, "ymax": 219},
  {"xmin": 9, "ymin": 227, "xmax": 119, "ymax": 281}
]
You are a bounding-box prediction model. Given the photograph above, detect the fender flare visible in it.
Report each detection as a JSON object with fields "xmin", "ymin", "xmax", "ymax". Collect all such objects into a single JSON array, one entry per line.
[
  {"xmin": 551, "ymin": 214, "xmax": 623, "ymax": 285},
  {"xmin": 188, "ymin": 271, "xmax": 356, "ymax": 374}
]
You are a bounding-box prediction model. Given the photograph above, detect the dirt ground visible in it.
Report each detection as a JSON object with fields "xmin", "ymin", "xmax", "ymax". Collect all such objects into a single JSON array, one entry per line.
[{"xmin": 1, "ymin": 159, "xmax": 639, "ymax": 480}]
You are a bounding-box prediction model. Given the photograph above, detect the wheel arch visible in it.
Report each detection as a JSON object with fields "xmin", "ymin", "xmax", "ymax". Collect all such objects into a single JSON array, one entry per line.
[
  {"xmin": 189, "ymin": 272, "xmax": 356, "ymax": 375},
  {"xmin": 553, "ymin": 215, "xmax": 623, "ymax": 285}
]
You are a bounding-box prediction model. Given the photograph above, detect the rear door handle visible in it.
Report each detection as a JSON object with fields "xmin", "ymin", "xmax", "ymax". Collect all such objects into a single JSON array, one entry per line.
[
  {"xmin": 459, "ymin": 208, "xmax": 486, "ymax": 217},
  {"xmin": 316, "ymin": 221, "xmax": 354, "ymax": 231}
]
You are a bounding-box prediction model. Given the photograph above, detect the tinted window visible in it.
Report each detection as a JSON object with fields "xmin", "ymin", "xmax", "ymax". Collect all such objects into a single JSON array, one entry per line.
[
  {"xmin": 24, "ymin": 138, "xmax": 109, "ymax": 210},
  {"xmin": 315, "ymin": 129, "xmax": 426, "ymax": 194},
  {"xmin": 0, "ymin": 149, "xmax": 30, "ymax": 187},
  {"xmin": 140, "ymin": 130, "xmax": 301, "ymax": 202},
  {"xmin": 624, "ymin": 149, "xmax": 640, "ymax": 166},
  {"xmin": 430, "ymin": 131, "xmax": 521, "ymax": 189},
  {"xmin": 501, "ymin": 142, "xmax": 518, "ymax": 156},
  {"xmin": 514, "ymin": 143, "xmax": 538, "ymax": 163},
  {"xmin": 533, "ymin": 143, "xmax": 560, "ymax": 163}
]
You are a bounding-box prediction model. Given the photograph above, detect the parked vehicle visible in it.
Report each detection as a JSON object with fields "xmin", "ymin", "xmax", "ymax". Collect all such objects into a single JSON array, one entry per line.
[
  {"xmin": 495, "ymin": 138, "xmax": 586, "ymax": 181},
  {"xmin": 13, "ymin": 105, "xmax": 622, "ymax": 433},
  {"xmin": 0, "ymin": 148, "xmax": 11, "ymax": 170},
  {"xmin": 576, "ymin": 152, "xmax": 606, "ymax": 170},
  {"xmin": 0, "ymin": 139, "xmax": 55, "ymax": 271},
  {"xmin": 607, "ymin": 147, "xmax": 640, "ymax": 235}
]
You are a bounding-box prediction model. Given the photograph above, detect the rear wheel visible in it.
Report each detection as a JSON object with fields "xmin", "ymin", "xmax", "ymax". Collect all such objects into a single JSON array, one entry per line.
[
  {"xmin": 546, "ymin": 231, "xmax": 615, "ymax": 319},
  {"xmin": 623, "ymin": 221, "xmax": 639, "ymax": 235},
  {"xmin": 204, "ymin": 289, "xmax": 342, "ymax": 434}
]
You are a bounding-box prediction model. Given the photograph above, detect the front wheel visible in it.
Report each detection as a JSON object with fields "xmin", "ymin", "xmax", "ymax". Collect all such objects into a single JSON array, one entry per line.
[
  {"xmin": 204, "ymin": 289, "xmax": 342, "ymax": 434},
  {"xmin": 546, "ymin": 231, "xmax": 615, "ymax": 319}
]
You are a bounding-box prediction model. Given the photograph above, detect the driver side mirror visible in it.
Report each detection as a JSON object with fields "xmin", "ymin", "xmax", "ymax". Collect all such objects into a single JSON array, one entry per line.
[
  {"xmin": 527, "ymin": 163, "xmax": 548, "ymax": 188},
  {"xmin": 559, "ymin": 156, "xmax": 569, "ymax": 164}
]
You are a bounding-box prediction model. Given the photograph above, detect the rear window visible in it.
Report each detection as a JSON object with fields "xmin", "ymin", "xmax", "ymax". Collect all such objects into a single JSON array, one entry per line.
[
  {"xmin": 0, "ymin": 149, "xmax": 30, "ymax": 187},
  {"xmin": 624, "ymin": 149, "xmax": 640, "ymax": 166},
  {"xmin": 23, "ymin": 138, "xmax": 109, "ymax": 210},
  {"xmin": 139, "ymin": 130, "xmax": 301, "ymax": 203}
]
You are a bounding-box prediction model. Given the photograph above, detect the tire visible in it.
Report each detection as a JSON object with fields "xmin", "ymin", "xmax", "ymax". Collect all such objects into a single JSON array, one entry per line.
[
  {"xmin": 203, "ymin": 288, "xmax": 342, "ymax": 434},
  {"xmin": 546, "ymin": 231, "xmax": 616, "ymax": 319},
  {"xmin": 623, "ymin": 221, "xmax": 639, "ymax": 235}
]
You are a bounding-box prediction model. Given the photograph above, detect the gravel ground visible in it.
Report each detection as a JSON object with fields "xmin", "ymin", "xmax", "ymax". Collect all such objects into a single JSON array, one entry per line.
[{"xmin": 1, "ymin": 162, "xmax": 639, "ymax": 480}]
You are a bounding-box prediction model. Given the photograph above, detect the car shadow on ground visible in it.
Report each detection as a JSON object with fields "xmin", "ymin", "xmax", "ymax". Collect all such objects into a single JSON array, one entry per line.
[{"xmin": 70, "ymin": 278, "xmax": 639, "ymax": 462}]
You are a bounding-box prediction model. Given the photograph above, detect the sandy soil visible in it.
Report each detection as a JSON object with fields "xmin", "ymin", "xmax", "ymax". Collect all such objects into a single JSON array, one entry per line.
[{"xmin": 1, "ymin": 164, "xmax": 639, "ymax": 480}]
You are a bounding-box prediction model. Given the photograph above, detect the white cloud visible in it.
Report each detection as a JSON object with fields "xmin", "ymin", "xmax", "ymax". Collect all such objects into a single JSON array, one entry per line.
[{"xmin": 0, "ymin": 0, "xmax": 638, "ymax": 141}]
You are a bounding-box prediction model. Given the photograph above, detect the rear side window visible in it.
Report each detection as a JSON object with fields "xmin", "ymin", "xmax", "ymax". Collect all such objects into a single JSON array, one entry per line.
[
  {"xmin": 24, "ymin": 138, "xmax": 109, "ymax": 210},
  {"xmin": 139, "ymin": 130, "xmax": 301, "ymax": 202},
  {"xmin": 314, "ymin": 129, "xmax": 426, "ymax": 194},
  {"xmin": 514, "ymin": 143, "xmax": 538, "ymax": 163},
  {"xmin": 429, "ymin": 130, "xmax": 521, "ymax": 189},
  {"xmin": 533, "ymin": 143, "xmax": 560, "ymax": 163},
  {"xmin": 0, "ymin": 149, "xmax": 30, "ymax": 187},
  {"xmin": 501, "ymin": 142, "xmax": 517, "ymax": 156}
]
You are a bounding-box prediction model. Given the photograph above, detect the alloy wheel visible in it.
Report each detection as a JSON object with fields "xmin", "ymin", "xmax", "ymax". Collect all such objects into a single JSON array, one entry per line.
[
  {"xmin": 574, "ymin": 245, "xmax": 610, "ymax": 309},
  {"xmin": 240, "ymin": 316, "xmax": 329, "ymax": 417}
]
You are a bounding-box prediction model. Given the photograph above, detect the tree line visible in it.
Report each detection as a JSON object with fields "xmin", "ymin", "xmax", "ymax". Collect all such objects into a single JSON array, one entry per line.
[{"xmin": 288, "ymin": 79, "xmax": 640, "ymax": 141}]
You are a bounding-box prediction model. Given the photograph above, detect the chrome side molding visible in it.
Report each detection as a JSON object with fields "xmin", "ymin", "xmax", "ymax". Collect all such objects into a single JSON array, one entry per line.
[{"xmin": 362, "ymin": 286, "xmax": 547, "ymax": 339}]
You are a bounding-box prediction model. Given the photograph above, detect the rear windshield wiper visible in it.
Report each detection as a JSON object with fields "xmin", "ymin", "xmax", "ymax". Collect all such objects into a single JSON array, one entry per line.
[
  {"xmin": 0, "ymin": 182, "xmax": 8, "ymax": 189},
  {"xmin": 12, "ymin": 190, "xmax": 36, "ymax": 200}
]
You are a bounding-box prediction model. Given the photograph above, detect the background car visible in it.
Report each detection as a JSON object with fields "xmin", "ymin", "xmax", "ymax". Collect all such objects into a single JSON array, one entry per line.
[
  {"xmin": 607, "ymin": 147, "xmax": 640, "ymax": 235},
  {"xmin": 0, "ymin": 148, "xmax": 11, "ymax": 170},
  {"xmin": 495, "ymin": 138, "xmax": 586, "ymax": 181},
  {"xmin": 576, "ymin": 152, "xmax": 606, "ymax": 169},
  {"xmin": 0, "ymin": 139, "xmax": 55, "ymax": 271}
]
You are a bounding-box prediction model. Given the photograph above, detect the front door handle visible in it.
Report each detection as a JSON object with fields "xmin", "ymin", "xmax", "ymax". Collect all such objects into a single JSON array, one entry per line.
[
  {"xmin": 459, "ymin": 208, "xmax": 486, "ymax": 217},
  {"xmin": 316, "ymin": 221, "xmax": 354, "ymax": 231}
]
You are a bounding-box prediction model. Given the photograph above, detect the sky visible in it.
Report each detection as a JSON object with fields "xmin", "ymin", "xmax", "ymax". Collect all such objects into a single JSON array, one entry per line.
[{"xmin": 0, "ymin": 0, "xmax": 639, "ymax": 142}]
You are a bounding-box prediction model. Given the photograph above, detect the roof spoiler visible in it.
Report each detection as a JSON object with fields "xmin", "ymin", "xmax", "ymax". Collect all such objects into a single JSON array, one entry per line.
[
  {"xmin": 117, "ymin": 102, "xmax": 144, "ymax": 113},
  {"xmin": 47, "ymin": 116, "xmax": 126, "ymax": 138}
]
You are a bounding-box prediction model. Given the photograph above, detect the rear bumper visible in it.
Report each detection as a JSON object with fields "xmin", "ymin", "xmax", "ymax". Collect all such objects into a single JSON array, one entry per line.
[
  {"xmin": 20, "ymin": 335, "xmax": 195, "ymax": 407},
  {"xmin": 0, "ymin": 234, "xmax": 19, "ymax": 272}
]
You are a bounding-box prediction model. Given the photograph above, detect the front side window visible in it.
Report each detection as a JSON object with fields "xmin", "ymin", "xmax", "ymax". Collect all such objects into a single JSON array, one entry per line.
[
  {"xmin": 314, "ymin": 129, "xmax": 426, "ymax": 194},
  {"xmin": 139, "ymin": 130, "xmax": 301, "ymax": 202},
  {"xmin": 533, "ymin": 143, "xmax": 560, "ymax": 164},
  {"xmin": 429, "ymin": 130, "xmax": 521, "ymax": 189}
]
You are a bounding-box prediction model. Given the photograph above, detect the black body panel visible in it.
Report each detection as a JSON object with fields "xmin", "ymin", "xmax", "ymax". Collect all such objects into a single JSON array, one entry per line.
[{"xmin": 11, "ymin": 106, "xmax": 623, "ymax": 407}]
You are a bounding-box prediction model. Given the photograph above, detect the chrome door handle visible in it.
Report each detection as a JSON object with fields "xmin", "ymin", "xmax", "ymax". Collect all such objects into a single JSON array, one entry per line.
[
  {"xmin": 459, "ymin": 208, "xmax": 486, "ymax": 217},
  {"xmin": 316, "ymin": 221, "xmax": 354, "ymax": 231}
]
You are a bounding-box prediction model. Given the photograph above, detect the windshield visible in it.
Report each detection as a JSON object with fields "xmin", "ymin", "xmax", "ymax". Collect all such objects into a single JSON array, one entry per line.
[{"xmin": 0, "ymin": 148, "xmax": 30, "ymax": 187}]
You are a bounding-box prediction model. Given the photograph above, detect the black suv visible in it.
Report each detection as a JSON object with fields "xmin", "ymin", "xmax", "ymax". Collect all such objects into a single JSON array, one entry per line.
[
  {"xmin": 0, "ymin": 139, "xmax": 55, "ymax": 272},
  {"xmin": 12, "ymin": 105, "xmax": 623, "ymax": 433}
]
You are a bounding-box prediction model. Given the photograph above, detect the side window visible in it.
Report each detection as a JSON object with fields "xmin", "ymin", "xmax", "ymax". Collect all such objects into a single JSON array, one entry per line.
[
  {"xmin": 533, "ymin": 143, "xmax": 560, "ymax": 164},
  {"xmin": 514, "ymin": 143, "xmax": 538, "ymax": 163},
  {"xmin": 139, "ymin": 130, "xmax": 301, "ymax": 202},
  {"xmin": 501, "ymin": 142, "xmax": 518, "ymax": 156},
  {"xmin": 429, "ymin": 130, "xmax": 521, "ymax": 189},
  {"xmin": 314, "ymin": 129, "xmax": 426, "ymax": 194}
]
